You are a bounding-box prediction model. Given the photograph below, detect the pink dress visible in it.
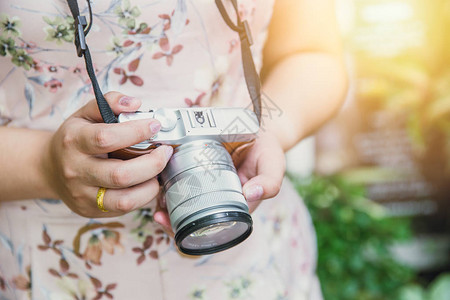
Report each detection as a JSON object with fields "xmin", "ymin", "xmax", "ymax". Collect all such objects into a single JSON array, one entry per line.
[{"xmin": 0, "ymin": 1, "xmax": 322, "ymax": 299}]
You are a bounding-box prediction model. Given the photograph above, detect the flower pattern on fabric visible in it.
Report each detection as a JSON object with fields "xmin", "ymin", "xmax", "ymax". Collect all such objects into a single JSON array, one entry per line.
[
  {"xmin": 0, "ymin": 14, "xmax": 21, "ymax": 37},
  {"xmin": 43, "ymin": 16, "xmax": 75, "ymax": 44},
  {"xmin": 0, "ymin": 1, "xmax": 322, "ymax": 299},
  {"xmin": 33, "ymin": 223, "xmax": 124, "ymax": 298},
  {"xmin": 115, "ymin": 0, "xmax": 142, "ymax": 31}
]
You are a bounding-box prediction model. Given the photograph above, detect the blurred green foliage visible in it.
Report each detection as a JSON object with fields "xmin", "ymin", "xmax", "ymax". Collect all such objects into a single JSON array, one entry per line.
[{"xmin": 293, "ymin": 175, "xmax": 415, "ymax": 300}]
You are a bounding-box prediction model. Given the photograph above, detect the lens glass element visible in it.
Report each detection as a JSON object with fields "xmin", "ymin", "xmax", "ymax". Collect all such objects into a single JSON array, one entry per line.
[{"xmin": 181, "ymin": 221, "xmax": 249, "ymax": 251}]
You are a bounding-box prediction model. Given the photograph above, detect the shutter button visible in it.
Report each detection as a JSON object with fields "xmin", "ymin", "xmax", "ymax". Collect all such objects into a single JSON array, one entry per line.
[{"xmin": 153, "ymin": 108, "xmax": 178, "ymax": 132}]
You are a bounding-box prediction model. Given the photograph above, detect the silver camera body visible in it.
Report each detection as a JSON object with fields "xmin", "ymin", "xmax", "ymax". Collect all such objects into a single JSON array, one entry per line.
[{"xmin": 118, "ymin": 107, "xmax": 259, "ymax": 255}]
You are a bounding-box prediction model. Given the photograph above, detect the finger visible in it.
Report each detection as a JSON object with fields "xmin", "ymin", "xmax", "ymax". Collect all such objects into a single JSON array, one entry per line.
[
  {"xmin": 76, "ymin": 118, "xmax": 162, "ymax": 155},
  {"xmin": 154, "ymin": 212, "xmax": 174, "ymax": 237},
  {"xmin": 154, "ymin": 201, "xmax": 175, "ymax": 237},
  {"xmin": 231, "ymin": 141, "xmax": 253, "ymax": 168},
  {"xmin": 238, "ymin": 172, "xmax": 250, "ymax": 186},
  {"xmin": 82, "ymin": 146, "xmax": 173, "ymax": 188},
  {"xmin": 242, "ymin": 176, "xmax": 279, "ymax": 202},
  {"xmin": 248, "ymin": 200, "xmax": 262, "ymax": 214},
  {"xmin": 74, "ymin": 92, "xmax": 142, "ymax": 122},
  {"xmin": 101, "ymin": 177, "xmax": 161, "ymax": 214},
  {"xmin": 242, "ymin": 153, "xmax": 285, "ymax": 202},
  {"xmin": 157, "ymin": 192, "xmax": 167, "ymax": 209}
]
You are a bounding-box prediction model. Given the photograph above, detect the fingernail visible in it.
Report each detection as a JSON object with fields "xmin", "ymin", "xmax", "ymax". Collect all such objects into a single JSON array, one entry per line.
[
  {"xmin": 119, "ymin": 96, "xmax": 134, "ymax": 106},
  {"xmin": 164, "ymin": 146, "xmax": 173, "ymax": 160},
  {"xmin": 150, "ymin": 121, "xmax": 161, "ymax": 133},
  {"xmin": 244, "ymin": 185, "xmax": 264, "ymax": 201},
  {"xmin": 154, "ymin": 213, "xmax": 163, "ymax": 225}
]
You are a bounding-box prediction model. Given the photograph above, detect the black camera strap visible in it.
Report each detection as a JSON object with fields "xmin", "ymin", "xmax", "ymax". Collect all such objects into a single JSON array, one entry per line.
[
  {"xmin": 215, "ymin": 0, "xmax": 261, "ymax": 123},
  {"xmin": 66, "ymin": 0, "xmax": 262, "ymax": 124},
  {"xmin": 67, "ymin": 0, "xmax": 117, "ymax": 123}
]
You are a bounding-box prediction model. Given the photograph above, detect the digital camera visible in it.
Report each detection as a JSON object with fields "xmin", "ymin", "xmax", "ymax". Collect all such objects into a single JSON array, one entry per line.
[{"xmin": 114, "ymin": 107, "xmax": 259, "ymax": 255}]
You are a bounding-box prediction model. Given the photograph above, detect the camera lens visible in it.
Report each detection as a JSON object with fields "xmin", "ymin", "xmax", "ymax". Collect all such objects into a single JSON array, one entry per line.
[
  {"xmin": 176, "ymin": 212, "xmax": 252, "ymax": 254},
  {"xmin": 160, "ymin": 140, "xmax": 252, "ymax": 255}
]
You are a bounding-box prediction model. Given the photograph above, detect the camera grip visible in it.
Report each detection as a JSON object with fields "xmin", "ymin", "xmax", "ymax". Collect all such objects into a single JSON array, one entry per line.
[
  {"xmin": 108, "ymin": 145, "xmax": 178, "ymax": 160},
  {"xmin": 108, "ymin": 146, "xmax": 155, "ymax": 160},
  {"xmin": 109, "ymin": 141, "xmax": 251, "ymax": 161}
]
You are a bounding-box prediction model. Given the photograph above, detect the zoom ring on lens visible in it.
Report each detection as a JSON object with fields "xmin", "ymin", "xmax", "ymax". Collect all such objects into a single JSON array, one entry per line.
[{"xmin": 165, "ymin": 167, "xmax": 247, "ymax": 229}]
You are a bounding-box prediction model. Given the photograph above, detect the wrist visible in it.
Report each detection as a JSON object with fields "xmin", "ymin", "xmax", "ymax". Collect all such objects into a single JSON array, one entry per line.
[
  {"xmin": 257, "ymin": 103, "xmax": 300, "ymax": 151},
  {"xmin": 0, "ymin": 128, "xmax": 58, "ymax": 201},
  {"xmin": 39, "ymin": 131, "xmax": 60, "ymax": 200},
  {"xmin": 256, "ymin": 129, "xmax": 285, "ymax": 151}
]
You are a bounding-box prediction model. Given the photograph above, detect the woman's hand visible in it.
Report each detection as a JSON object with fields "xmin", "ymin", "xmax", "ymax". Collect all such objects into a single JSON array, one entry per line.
[
  {"xmin": 43, "ymin": 92, "xmax": 173, "ymax": 218},
  {"xmin": 153, "ymin": 131, "xmax": 286, "ymax": 233},
  {"xmin": 234, "ymin": 131, "xmax": 286, "ymax": 213}
]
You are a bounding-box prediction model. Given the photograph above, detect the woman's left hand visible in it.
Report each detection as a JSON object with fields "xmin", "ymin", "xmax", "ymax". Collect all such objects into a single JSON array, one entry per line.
[
  {"xmin": 153, "ymin": 131, "xmax": 286, "ymax": 233},
  {"xmin": 234, "ymin": 131, "xmax": 286, "ymax": 213}
]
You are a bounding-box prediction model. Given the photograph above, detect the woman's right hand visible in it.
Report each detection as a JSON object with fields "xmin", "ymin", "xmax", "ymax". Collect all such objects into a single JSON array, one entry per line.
[{"xmin": 43, "ymin": 92, "xmax": 173, "ymax": 218}]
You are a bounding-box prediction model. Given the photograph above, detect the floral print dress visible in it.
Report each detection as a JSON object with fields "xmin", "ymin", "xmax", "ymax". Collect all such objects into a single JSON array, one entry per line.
[{"xmin": 0, "ymin": 1, "xmax": 322, "ymax": 299}]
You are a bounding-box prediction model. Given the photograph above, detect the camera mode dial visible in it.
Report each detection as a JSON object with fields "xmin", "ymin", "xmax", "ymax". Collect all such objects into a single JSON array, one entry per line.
[{"xmin": 154, "ymin": 108, "xmax": 178, "ymax": 132}]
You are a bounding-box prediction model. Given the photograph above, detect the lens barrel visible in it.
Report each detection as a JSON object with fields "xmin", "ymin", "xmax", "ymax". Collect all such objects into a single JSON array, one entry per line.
[{"xmin": 160, "ymin": 140, "xmax": 252, "ymax": 255}]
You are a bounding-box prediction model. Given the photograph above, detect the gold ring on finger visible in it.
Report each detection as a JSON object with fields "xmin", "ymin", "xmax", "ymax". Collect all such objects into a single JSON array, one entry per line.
[{"xmin": 96, "ymin": 187, "xmax": 108, "ymax": 212}]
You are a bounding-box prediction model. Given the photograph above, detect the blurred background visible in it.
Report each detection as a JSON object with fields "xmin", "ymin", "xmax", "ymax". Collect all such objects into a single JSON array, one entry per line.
[{"xmin": 286, "ymin": 0, "xmax": 450, "ymax": 299}]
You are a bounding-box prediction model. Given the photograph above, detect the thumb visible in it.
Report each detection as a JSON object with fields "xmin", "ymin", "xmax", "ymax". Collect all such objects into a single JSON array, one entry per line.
[
  {"xmin": 74, "ymin": 92, "xmax": 142, "ymax": 122},
  {"xmin": 242, "ymin": 153, "xmax": 285, "ymax": 202}
]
